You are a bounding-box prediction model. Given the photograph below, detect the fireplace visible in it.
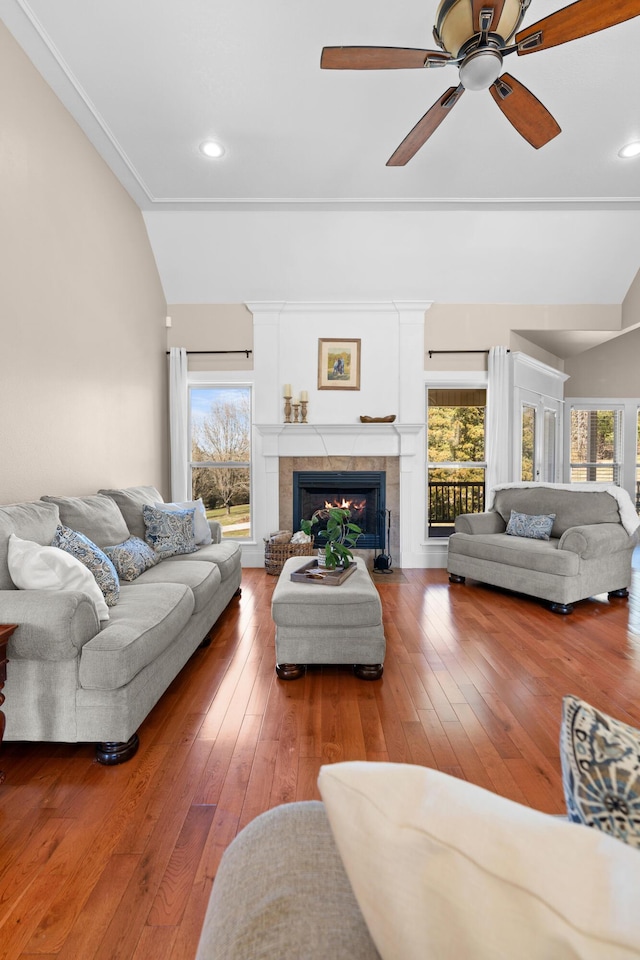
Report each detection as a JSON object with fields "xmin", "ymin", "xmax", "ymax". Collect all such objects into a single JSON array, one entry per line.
[{"xmin": 293, "ymin": 471, "xmax": 386, "ymax": 549}]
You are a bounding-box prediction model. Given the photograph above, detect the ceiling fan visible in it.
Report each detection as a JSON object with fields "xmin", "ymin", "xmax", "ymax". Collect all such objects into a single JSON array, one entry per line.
[{"xmin": 320, "ymin": 0, "xmax": 640, "ymax": 164}]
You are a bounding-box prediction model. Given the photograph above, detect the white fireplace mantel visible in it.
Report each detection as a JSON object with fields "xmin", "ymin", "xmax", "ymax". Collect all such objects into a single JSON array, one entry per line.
[{"xmin": 255, "ymin": 422, "xmax": 423, "ymax": 459}]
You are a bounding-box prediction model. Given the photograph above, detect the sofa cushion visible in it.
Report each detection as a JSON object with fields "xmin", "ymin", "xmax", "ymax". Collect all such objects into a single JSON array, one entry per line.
[
  {"xmin": 0, "ymin": 500, "xmax": 61, "ymax": 590},
  {"xmin": 104, "ymin": 536, "xmax": 159, "ymax": 582},
  {"xmin": 318, "ymin": 761, "xmax": 640, "ymax": 960},
  {"xmin": 142, "ymin": 505, "xmax": 198, "ymax": 559},
  {"xmin": 78, "ymin": 582, "xmax": 194, "ymax": 690},
  {"xmin": 506, "ymin": 510, "xmax": 556, "ymax": 541},
  {"xmin": 40, "ymin": 494, "xmax": 130, "ymax": 548},
  {"xmin": 51, "ymin": 525, "xmax": 120, "ymax": 606},
  {"xmin": 561, "ymin": 694, "xmax": 640, "ymax": 849},
  {"xmin": 8, "ymin": 534, "xmax": 109, "ymax": 621},
  {"xmin": 493, "ymin": 488, "xmax": 621, "ymax": 537},
  {"xmin": 134, "ymin": 559, "xmax": 221, "ymax": 615},
  {"xmin": 168, "ymin": 539, "xmax": 241, "ymax": 582},
  {"xmin": 98, "ymin": 486, "xmax": 163, "ymax": 540},
  {"xmin": 448, "ymin": 531, "xmax": 580, "ymax": 577}
]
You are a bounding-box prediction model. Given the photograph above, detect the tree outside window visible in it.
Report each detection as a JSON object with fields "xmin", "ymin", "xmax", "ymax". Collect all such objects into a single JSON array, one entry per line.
[
  {"xmin": 189, "ymin": 386, "xmax": 251, "ymax": 539},
  {"xmin": 427, "ymin": 389, "xmax": 486, "ymax": 537}
]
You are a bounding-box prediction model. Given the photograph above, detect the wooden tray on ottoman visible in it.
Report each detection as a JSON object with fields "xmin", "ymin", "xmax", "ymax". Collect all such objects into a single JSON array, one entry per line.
[{"xmin": 290, "ymin": 560, "xmax": 357, "ymax": 586}]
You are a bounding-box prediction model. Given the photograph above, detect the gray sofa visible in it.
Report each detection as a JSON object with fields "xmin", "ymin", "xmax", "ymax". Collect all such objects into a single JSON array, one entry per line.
[
  {"xmin": 447, "ymin": 483, "xmax": 639, "ymax": 614},
  {"xmin": 0, "ymin": 485, "xmax": 242, "ymax": 763}
]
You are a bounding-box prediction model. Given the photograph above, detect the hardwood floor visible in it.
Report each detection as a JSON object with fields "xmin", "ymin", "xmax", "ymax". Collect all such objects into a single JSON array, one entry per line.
[{"xmin": 2, "ymin": 561, "xmax": 640, "ymax": 959}]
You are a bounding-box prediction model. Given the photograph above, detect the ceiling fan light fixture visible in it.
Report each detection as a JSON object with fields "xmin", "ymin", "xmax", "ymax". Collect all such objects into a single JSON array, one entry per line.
[
  {"xmin": 618, "ymin": 141, "xmax": 640, "ymax": 159},
  {"xmin": 199, "ymin": 140, "xmax": 225, "ymax": 159},
  {"xmin": 459, "ymin": 48, "xmax": 503, "ymax": 89}
]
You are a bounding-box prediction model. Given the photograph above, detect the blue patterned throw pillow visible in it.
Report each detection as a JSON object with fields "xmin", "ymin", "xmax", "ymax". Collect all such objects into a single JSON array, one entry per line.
[
  {"xmin": 51, "ymin": 524, "xmax": 120, "ymax": 606},
  {"xmin": 505, "ymin": 510, "xmax": 556, "ymax": 540},
  {"xmin": 561, "ymin": 694, "xmax": 640, "ymax": 849},
  {"xmin": 104, "ymin": 536, "xmax": 159, "ymax": 582},
  {"xmin": 142, "ymin": 504, "xmax": 198, "ymax": 559}
]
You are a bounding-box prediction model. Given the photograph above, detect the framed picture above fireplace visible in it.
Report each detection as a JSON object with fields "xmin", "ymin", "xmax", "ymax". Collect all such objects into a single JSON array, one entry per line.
[{"xmin": 318, "ymin": 338, "xmax": 361, "ymax": 391}]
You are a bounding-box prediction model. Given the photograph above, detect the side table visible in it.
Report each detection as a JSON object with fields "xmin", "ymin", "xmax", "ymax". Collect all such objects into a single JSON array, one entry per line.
[{"xmin": 0, "ymin": 624, "xmax": 17, "ymax": 784}]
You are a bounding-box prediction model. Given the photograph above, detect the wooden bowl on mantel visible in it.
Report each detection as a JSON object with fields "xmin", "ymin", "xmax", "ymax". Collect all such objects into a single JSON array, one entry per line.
[{"xmin": 359, "ymin": 415, "xmax": 396, "ymax": 423}]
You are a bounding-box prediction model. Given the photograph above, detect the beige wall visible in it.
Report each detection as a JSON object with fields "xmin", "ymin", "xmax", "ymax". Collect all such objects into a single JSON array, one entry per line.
[
  {"xmin": 167, "ymin": 304, "xmax": 253, "ymax": 371},
  {"xmin": 563, "ymin": 266, "xmax": 640, "ymax": 396},
  {"xmin": 0, "ymin": 23, "xmax": 168, "ymax": 504},
  {"xmin": 564, "ymin": 324, "xmax": 640, "ymax": 397},
  {"xmin": 424, "ymin": 303, "xmax": 622, "ymax": 372}
]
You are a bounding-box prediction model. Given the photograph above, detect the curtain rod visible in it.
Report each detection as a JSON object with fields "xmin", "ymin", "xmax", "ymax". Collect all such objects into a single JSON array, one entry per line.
[
  {"xmin": 166, "ymin": 349, "xmax": 253, "ymax": 357},
  {"xmin": 427, "ymin": 349, "xmax": 510, "ymax": 358}
]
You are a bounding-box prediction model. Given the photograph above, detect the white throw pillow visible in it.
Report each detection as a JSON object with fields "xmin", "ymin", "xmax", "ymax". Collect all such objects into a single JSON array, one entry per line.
[
  {"xmin": 154, "ymin": 499, "xmax": 212, "ymax": 545},
  {"xmin": 8, "ymin": 533, "xmax": 109, "ymax": 621},
  {"xmin": 318, "ymin": 761, "xmax": 640, "ymax": 960}
]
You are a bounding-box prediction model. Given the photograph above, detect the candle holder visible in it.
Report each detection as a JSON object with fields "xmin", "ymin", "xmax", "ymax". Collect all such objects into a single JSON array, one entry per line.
[
  {"xmin": 300, "ymin": 399, "xmax": 308, "ymax": 423},
  {"xmin": 284, "ymin": 395, "xmax": 292, "ymax": 423},
  {"xmin": 292, "ymin": 402, "xmax": 300, "ymax": 423}
]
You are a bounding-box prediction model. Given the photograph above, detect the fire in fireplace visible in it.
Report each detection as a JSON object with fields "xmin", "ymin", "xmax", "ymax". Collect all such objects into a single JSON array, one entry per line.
[{"xmin": 293, "ymin": 471, "xmax": 386, "ymax": 549}]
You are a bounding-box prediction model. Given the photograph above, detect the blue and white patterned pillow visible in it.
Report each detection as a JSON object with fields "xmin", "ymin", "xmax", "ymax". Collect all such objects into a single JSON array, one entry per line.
[
  {"xmin": 142, "ymin": 505, "xmax": 198, "ymax": 559},
  {"xmin": 505, "ymin": 510, "xmax": 556, "ymax": 540},
  {"xmin": 561, "ymin": 694, "xmax": 640, "ymax": 849},
  {"xmin": 51, "ymin": 524, "xmax": 119, "ymax": 606},
  {"xmin": 104, "ymin": 536, "xmax": 159, "ymax": 582}
]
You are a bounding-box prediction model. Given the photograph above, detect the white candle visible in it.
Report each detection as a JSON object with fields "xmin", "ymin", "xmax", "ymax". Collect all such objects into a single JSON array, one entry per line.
[
  {"xmin": 283, "ymin": 384, "xmax": 292, "ymax": 397},
  {"xmin": 300, "ymin": 390, "xmax": 308, "ymax": 401},
  {"xmin": 292, "ymin": 396, "xmax": 299, "ymax": 405}
]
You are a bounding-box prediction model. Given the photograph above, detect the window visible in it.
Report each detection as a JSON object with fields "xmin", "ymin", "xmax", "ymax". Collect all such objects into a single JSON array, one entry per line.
[
  {"xmin": 637, "ymin": 407, "xmax": 640, "ymax": 510},
  {"xmin": 427, "ymin": 388, "xmax": 486, "ymax": 538},
  {"xmin": 189, "ymin": 385, "xmax": 251, "ymax": 539},
  {"xmin": 569, "ymin": 406, "xmax": 622, "ymax": 485},
  {"xmin": 521, "ymin": 404, "xmax": 536, "ymax": 481}
]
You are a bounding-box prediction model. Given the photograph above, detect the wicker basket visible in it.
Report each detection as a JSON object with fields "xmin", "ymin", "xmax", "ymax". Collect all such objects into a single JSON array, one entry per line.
[{"xmin": 264, "ymin": 538, "xmax": 315, "ymax": 576}]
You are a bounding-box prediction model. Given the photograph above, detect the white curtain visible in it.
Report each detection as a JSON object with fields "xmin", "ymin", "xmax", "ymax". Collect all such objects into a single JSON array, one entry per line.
[
  {"xmin": 169, "ymin": 347, "xmax": 189, "ymax": 502},
  {"xmin": 485, "ymin": 346, "xmax": 511, "ymax": 504}
]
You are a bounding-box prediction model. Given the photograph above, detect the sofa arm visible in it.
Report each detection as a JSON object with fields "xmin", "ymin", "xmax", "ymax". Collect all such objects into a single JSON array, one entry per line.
[
  {"xmin": 455, "ymin": 512, "xmax": 506, "ymax": 535},
  {"xmin": 558, "ymin": 523, "xmax": 632, "ymax": 560},
  {"xmin": 0, "ymin": 590, "xmax": 99, "ymax": 661},
  {"xmin": 207, "ymin": 520, "xmax": 223, "ymax": 544}
]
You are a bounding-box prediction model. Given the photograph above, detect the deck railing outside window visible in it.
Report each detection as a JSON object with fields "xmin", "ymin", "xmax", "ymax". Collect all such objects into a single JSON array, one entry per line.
[{"xmin": 428, "ymin": 481, "xmax": 485, "ymax": 531}]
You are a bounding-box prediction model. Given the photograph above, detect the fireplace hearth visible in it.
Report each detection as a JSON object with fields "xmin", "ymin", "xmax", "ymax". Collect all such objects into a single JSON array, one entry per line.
[{"xmin": 293, "ymin": 471, "xmax": 386, "ymax": 549}]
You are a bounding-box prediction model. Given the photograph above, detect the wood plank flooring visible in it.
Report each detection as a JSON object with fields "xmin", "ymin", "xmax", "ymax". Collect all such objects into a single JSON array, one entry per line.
[{"xmin": 2, "ymin": 561, "xmax": 640, "ymax": 959}]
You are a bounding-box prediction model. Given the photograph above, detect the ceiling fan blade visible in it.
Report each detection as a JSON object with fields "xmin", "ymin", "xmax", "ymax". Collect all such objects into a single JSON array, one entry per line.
[
  {"xmin": 489, "ymin": 73, "xmax": 561, "ymax": 148},
  {"xmin": 472, "ymin": 0, "xmax": 507, "ymax": 32},
  {"xmin": 321, "ymin": 46, "xmax": 451, "ymax": 69},
  {"xmin": 516, "ymin": 0, "xmax": 640, "ymax": 54},
  {"xmin": 386, "ymin": 85, "xmax": 464, "ymax": 165}
]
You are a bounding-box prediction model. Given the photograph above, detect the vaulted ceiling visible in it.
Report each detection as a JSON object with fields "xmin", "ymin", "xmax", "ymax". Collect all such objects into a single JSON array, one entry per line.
[{"xmin": 3, "ymin": 0, "xmax": 640, "ymax": 344}]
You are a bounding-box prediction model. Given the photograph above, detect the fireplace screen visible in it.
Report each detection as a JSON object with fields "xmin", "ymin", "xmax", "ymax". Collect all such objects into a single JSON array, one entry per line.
[{"xmin": 293, "ymin": 471, "xmax": 386, "ymax": 549}]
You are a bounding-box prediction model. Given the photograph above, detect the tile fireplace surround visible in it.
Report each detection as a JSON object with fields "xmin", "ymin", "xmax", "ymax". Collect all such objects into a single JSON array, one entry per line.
[{"xmin": 280, "ymin": 456, "xmax": 400, "ymax": 563}]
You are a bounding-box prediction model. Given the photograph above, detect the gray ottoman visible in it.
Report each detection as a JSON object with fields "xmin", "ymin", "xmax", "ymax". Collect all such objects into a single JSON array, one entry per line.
[{"xmin": 271, "ymin": 556, "xmax": 385, "ymax": 680}]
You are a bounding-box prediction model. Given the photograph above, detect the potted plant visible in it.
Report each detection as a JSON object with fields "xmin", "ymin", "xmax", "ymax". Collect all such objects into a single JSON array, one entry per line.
[{"xmin": 301, "ymin": 507, "xmax": 363, "ymax": 570}]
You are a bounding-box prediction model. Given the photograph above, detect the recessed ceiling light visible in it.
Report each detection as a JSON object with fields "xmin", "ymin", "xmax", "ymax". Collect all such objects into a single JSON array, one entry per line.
[
  {"xmin": 618, "ymin": 141, "xmax": 640, "ymax": 159},
  {"xmin": 199, "ymin": 140, "xmax": 225, "ymax": 159}
]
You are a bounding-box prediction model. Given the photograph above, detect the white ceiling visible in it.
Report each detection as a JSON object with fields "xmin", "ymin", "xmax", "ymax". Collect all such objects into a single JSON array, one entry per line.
[{"xmin": 3, "ymin": 0, "xmax": 640, "ymax": 336}]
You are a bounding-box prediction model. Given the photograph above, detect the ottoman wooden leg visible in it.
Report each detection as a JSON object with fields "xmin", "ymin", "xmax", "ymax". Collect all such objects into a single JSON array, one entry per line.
[
  {"xmin": 276, "ymin": 662, "xmax": 306, "ymax": 680},
  {"xmin": 354, "ymin": 663, "xmax": 384, "ymax": 680}
]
